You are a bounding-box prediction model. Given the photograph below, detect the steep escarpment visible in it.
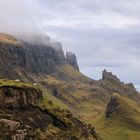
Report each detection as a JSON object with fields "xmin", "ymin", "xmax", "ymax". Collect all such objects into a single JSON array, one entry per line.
[
  {"xmin": 0, "ymin": 35, "xmax": 64, "ymax": 76},
  {"xmin": 0, "ymin": 33, "xmax": 80, "ymax": 79},
  {"xmin": 0, "ymin": 35, "xmax": 26, "ymax": 78},
  {"xmin": 66, "ymin": 51, "xmax": 79, "ymax": 71},
  {"xmin": 0, "ymin": 85, "xmax": 42, "ymax": 108},
  {"xmin": 21, "ymin": 42, "xmax": 66, "ymax": 73},
  {"xmin": 51, "ymin": 42, "xmax": 66, "ymax": 65}
]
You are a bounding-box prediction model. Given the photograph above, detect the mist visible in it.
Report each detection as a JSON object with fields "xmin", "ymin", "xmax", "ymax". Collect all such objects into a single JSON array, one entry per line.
[
  {"xmin": 0, "ymin": 0, "xmax": 60, "ymax": 47},
  {"xmin": 0, "ymin": 0, "xmax": 43, "ymax": 34}
]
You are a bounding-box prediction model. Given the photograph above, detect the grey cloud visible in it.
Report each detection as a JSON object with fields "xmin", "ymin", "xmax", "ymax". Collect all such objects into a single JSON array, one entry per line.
[
  {"xmin": 0, "ymin": 0, "xmax": 43, "ymax": 34},
  {"xmin": 39, "ymin": 0, "xmax": 140, "ymax": 18},
  {"xmin": 0, "ymin": 0, "xmax": 140, "ymax": 90}
]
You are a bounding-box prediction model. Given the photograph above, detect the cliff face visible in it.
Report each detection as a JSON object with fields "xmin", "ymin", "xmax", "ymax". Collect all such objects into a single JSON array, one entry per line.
[
  {"xmin": 51, "ymin": 42, "xmax": 66, "ymax": 65},
  {"xmin": 66, "ymin": 51, "xmax": 79, "ymax": 71},
  {"xmin": 21, "ymin": 42, "xmax": 66, "ymax": 73},
  {"xmin": 0, "ymin": 42, "xmax": 26, "ymax": 78},
  {"xmin": 0, "ymin": 33, "xmax": 80, "ymax": 79},
  {"xmin": 0, "ymin": 85, "xmax": 42, "ymax": 108}
]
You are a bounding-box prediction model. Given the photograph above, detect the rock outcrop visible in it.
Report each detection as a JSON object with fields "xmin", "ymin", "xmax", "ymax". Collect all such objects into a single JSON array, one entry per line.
[
  {"xmin": 0, "ymin": 85, "xmax": 42, "ymax": 108},
  {"xmin": 66, "ymin": 51, "xmax": 79, "ymax": 71},
  {"xmin": 102, "ymin": 69, "xmax": 120, "ymax": 82},
  {"xmin": 100, "ymin": 69, "xmax": 140, "ymax": 102},
  {"xmin": 51, "ymin": 42, "xmax": 66, "ymax": 65},
  {"xmin": 106, "ymin": 94, "xmax": 120, "ymax": 118}
]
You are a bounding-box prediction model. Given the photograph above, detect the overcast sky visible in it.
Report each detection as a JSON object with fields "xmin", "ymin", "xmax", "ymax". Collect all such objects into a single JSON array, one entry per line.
[{"xmin": 0, "ymin": 0, "xmax": 140, "ymax": 90}]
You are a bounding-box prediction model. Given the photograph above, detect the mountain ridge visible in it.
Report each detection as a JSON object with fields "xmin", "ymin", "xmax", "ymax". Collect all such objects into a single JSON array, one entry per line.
[
  {"xmin": 0, "ymin": 32, "xmax": 139, "ymax": 140},
  {"xmin": 0, "ymin": 33, "xmax": 80, "ymax": 79}
]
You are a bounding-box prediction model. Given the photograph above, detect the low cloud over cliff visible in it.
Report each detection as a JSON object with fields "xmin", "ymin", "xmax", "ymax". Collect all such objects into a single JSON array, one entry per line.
[{"xmin": 0, "ymin": 0, "xmax": 140, "ymax": 90}]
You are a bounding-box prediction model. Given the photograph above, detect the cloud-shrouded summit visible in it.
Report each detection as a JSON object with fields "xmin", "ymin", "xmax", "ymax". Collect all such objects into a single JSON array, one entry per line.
[{"xmin": 0, "ymin": 0, "xmax": 140, "ymax": 90}]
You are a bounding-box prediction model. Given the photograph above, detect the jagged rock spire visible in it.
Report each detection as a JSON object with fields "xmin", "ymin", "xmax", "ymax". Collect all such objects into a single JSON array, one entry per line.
[
  {"xmin": 66, "ymin": 51, "xmax": 79, "ymax": 71},
  {"xmin": 102, "ymin": 69, "xmax": 120, "ymax": 82}
]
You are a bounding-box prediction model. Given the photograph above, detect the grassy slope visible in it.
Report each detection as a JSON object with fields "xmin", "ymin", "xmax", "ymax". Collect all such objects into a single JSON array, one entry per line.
[
  {"xmin": 1, "ymin": 33, "xmax": 140, "ymax": 139},
  {"xmin": 38, "ymin": 68, "xmax": 140, "ymax": 140},
  {"xmin": 0, "ymin": 78, "xmax": 36, "ymax": 88},
  {"xmin": 0, "ymin": 33, "xmax": 20, "ymax": 47},
  {"xmin": 56, "ymin": 65, "xmax": 91, "ymax": 82},
  {"xmin": 92, "ymin": 94, "xmax": 140, "ymax": 140},
  {"xmin": 0, "ymin": 78, "xmax": 97, "ymax": 140},
  {"xmin": 13, "ymin": 65, "xmax": 140, "ymax": 140},
  {"xmin": 14, "ymin": 65, "xmax": 106, "ymax": 124}
]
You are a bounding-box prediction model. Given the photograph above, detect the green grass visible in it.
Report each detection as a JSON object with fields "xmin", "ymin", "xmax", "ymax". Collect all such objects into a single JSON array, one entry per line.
[
  {"xmin": 56, "ymin": 65, "xmax": 90, "ymax": 82},
  {"xmin": 90, "ymin": 94, "xmax": 140, "ymax": 140},
  {"xmin": 9, "ymin": 65, "xmax": 140, "ymax": 140},
  {"xmin": 0, "ymin": 78, "xmax": 36, "ymax": 88},
  {"xmin": 92, "ymin": 113, "xmax": 140, "ymax": 140}
]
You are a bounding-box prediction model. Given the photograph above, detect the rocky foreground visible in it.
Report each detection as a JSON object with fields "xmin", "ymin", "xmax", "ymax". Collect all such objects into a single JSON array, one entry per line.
[{"xmin": 0, "ymin": 79, "xmax": 97, "ymax": 140}]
